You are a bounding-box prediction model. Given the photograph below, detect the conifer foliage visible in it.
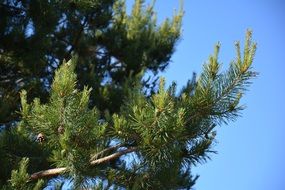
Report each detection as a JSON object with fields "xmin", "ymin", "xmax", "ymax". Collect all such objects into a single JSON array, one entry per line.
[
  {"xmin": 0, "ymin": 0, "xmax": 182, "ymax": 125},
  {"xmin": 0, "ymin": 0, "xmax": 257, "ymax": 189},
  {"xmin": 1, "ymin": 31, "xmax": 256, "ymax": 189}
]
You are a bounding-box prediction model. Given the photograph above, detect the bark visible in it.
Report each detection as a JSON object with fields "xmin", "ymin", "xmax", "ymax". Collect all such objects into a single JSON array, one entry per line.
[{"xmin": 30, "ymin": 167, "xmax": 67, "ymax": 180}]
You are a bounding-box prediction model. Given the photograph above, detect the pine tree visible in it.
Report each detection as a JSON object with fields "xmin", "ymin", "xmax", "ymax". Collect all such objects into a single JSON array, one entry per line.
[
  {"xmin": 0, "ymin": 33, "xmax": 256, "ymax": 189},
  {"xmin": 0, "ymin": 0, "xmax": 257, "ymax": 189},
  {"xmin": 0, "ymin": 0, "xmax": 181, "ymax": 126}
]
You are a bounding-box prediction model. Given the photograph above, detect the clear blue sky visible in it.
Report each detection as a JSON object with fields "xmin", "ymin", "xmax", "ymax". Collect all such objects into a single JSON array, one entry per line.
[{"xmin": 135, "ymin": 0, "xmax": 285, "ymax": 190}]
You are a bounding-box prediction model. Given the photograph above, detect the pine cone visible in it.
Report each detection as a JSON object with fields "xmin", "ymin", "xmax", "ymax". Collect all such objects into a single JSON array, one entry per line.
[
  {"xmin": 58, "ymin": 125, "xmax": 65, "ymax": 134},
  {"xmin": 36, "ymin": 133, "xmax": 45, "ymax": 143}
]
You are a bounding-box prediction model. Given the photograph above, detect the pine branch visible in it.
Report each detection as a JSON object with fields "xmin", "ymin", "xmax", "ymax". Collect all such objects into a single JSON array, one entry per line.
[
  {"xmin": 89, "ymin": 143, "xmax": 125, "ymax": 162},
  {"xmin": 64, "ymin": 14, "xmax": 90, "ymax": 59},
  {"xmin": 90, "ymin": 147, "xmax": 136, "ymax": 165},
  {"xmin": 29, "ymin": 147, "xmax": 137, "ymax": 181},
  {"xmin": 30, "ymin": 167, "xmax": 67, "ymax": 180}
]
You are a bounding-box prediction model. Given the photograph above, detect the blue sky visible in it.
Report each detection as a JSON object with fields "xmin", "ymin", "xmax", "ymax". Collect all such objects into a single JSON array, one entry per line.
[{"xmin": 137, "ymin": 0, "xmax": 285, "ymax": 190}]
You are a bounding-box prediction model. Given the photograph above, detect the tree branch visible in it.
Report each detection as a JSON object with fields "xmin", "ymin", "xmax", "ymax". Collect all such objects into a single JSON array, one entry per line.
[
  {"xmin": 30, "ymin": 167, "xmax": 67, "ymax": 180},
  {"xmin": 89, "ymin": 143, "xmax": 125, "ymax": 162},
  {"xmin": 29, "ymin": 147, "xmax": 137, "ymax": 181},
  {"xmin": 64, "ymin": 14, "xmax": 90, "ymax": 59},
  {"xmin": 90, "ymin": 147, "xmax": 136, "ymax": 165}
]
